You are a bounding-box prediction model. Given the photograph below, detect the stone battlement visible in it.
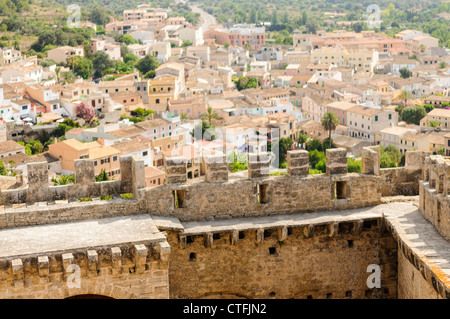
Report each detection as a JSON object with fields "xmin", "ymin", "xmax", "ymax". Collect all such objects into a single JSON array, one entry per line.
[
  {"xmin": 0, "ymin": 147, "xmax": 429, "ymax": 229},
  {"xmin": 0, "ymin": 215, "xmax": 170, "ymax": 299},
  {"xmin": 1, "ymin": 148, "xmax": 446, "ymax": 300},
  {"xmin": 419, "ymin": 154, "xmax": 450, "ymax": 240}
]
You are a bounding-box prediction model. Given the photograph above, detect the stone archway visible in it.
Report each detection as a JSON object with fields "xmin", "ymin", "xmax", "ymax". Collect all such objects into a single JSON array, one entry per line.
[
  {"xmin": 66, "ymin": 294, "xmax": 114, "ymax": 299},
  {"xmin": 193, "ymin": 292, "xmax": 252, "ymax": 299}
]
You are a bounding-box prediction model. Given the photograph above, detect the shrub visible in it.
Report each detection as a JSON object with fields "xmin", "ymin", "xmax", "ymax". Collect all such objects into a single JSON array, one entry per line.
[
  {"xmin": 100, "ymin": 195, "xmax": 112, "ymax": 200},
  {"xmin": 78, "ymin": 197, "xmax": 92, "ymax": 202},
  {"xmin": 120, "ymin": 193, "xmax": 133, "ymax": 199}
]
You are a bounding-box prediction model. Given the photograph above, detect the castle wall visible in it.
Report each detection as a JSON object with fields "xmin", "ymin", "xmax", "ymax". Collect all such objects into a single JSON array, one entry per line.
[
  {"xmin": 0, "ymin": 215, "xmax": 171, "ymax": 299},
  {"xmin": 419, "ymin": 155, "xmax": 450, "ymax": 240},
  {"xmin": 166, "ymin": 219, "xmax": 398, "ymax": 299},
  {"xmin": 397, "ymin": 249, "xmax": 443, "ymax": 299}
]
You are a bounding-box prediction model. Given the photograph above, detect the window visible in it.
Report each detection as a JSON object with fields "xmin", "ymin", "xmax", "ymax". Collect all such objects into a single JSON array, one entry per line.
[
  {"xmin": 156, "ymin": 99, "xmax": 160, "ymax": 104},
  {"xmin": 22, "ymin": 105, "xmax": 27, "ymax": 110},
  {"xmin": 375, "ymin": 116, "xmax": 378, "ymax": 121},
  {"xmin": 113, "ymin": 156, "xmax": 118, "ymax": 161},
  {"xmin": 94, "ymin": 160, "xmax": 98, "ymax": 166},
  {"xmin": 143, "ymin": 151, "xmax": 148, "ymax": 156}
]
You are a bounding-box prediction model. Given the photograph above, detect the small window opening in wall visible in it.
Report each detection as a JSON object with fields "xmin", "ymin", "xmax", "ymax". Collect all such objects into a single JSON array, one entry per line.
[
  {"xmin": 437, "ymin": 201, "xmax": 441, "ymax": 224},
  {"xmin": 189, "ymin": 253, "xmax": 196, "ymax": 261},
  {"xmin": 383, "ymin": 288, "xmax": 389, "ymax": 295},
  {"xmin": 173, "ymin": 190, "xmax": 186, "ymax": 208},
  {"xmin": 348, "ymin": 240, "xmax": 354, "ymax": 248},
  {"xmin": 306, "ymin": 295, "xmax": 313, "ymax": 299},
  {"xmin": 239, "ymin": 231, "xmax": 245, "ymax": 239},
  {"xmin": 287, "ymin": 228, "xmax": 293, "ymax": 236},
  {"xmin": 326, "ymin": 293, "xmax": 332, "ymax": 299},
  {"xmin": 269, "ymin": 292, "xmax": 276, "ymax": 297},
  {"xmin": 257, "ymin": 184, "xmax": 269, "ymax": 204},
  {"xmin": 264, "ymin": 229, "xmax": 272, "ymax": 239},
  {"xmin": 334, "ymin": 181, "xmax": 347, "ymax": 199},
  {"xmin": 269, "ymin": 247, "xmax": 277, "ymax": 255},
  {"xmin": 186, "ymin": 236, "xmax": 194, "ymax": 244},
  {"xmin": 345, "ymin": 291, "xmax": 352, "ymax": 298},
  {"xmin": 213, "ymin": 233, "xmax": 221, "ymax": 240}
]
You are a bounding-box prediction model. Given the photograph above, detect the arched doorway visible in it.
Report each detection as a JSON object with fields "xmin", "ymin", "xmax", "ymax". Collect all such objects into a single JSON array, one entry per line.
[{"xmin": 66, "ymin": 294, "xmax": 114, "ymax": 299}]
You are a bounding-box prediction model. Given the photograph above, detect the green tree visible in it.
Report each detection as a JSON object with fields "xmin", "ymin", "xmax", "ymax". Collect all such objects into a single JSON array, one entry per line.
[
  {"xmin": 347, "ymin": 157, "xmax": 361, "ymax": 173},
  {"xmin": 69, "ymin": 56, "xmax": 93, "ymax": 80},
  {"xmin": 309, "ymin": 149, "xmax": 325, "ymax": 168},
  {"xmin": 182, "ymin": 40, "xmax": 192, "ymax": 47},
  {"xmin": 92, "ymin": 51, "xmax": 115, "ymax": 78},
  {"xmin": 321, "ymin": 112, "xmax": 339, "ymax": 150},
  {"xmin": 399, "ymin": 90, "xmax": 412, "ymax": 107},
  {"xmin": 278, "ymin": 137, "xmax": 293, "ymax": 168},
  {"xmin": 201, "ymin": 106, "xmax": 220, "ymax": 125},
  {"xmin": 306, "ymin": 139, "xmax": 323, "ymax": 152},
  {"xmin": 96, "ymin": 169, "xmax": 110, "ymax": 182},
  {"xmin": 51, "ymin": 174, "xmax": 75, "ymax": 186},
  {"xmin": 136, "ymin": 55, "xmax": 160, "ymax": 76},
  {"xmin": 400, "ymin": 105, "xmax": 427, "ymax": 125},
  {"xmin": 90, "ymin": 7, "xmax": 110, "ymax": 25},
  {"xmin": 120, "ymin": 34, "xmax": 136, "ymax": 45},
  {"xmin": 399, "ymin": 67, "xmax": 412, "ymax": 79},
  {"xmin": 0, "ymin": 160, "xmax": 7, "ymax": 175},
  {"xmin": 192, "ymin": 120, "xmax": 215, "ymax": 141}
]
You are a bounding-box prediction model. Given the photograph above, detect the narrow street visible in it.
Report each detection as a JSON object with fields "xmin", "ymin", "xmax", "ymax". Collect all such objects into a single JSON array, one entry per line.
[{"xmin": 190, "ymin": 3, "xmax": 217, "ymax": 34}]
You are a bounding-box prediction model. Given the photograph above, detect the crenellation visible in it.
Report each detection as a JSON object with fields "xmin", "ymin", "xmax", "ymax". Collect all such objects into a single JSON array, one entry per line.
[
  {"xmin": 87, "ymin": 250, "xmax": 99, "ymax": 277},
  {"xmin": 133, "ymin": 244, "xmax": 148, "ymax": 274},
  {"xmin": 248, "ymin": 152, "xmax": 272, "ymax": 179},
  {"xmin": 204, "ymin": 155, "xmax": 228, "ymax": 182},
  {"xmin": 362, "ymin": 146, "xmax": 380, "ymax": 175},
  {"xmin": 256, "ymin": 228, "xmax": 264, "ymax": 243},
  {"xmin": 11, "ymin": 259, "xmax": 24, "ymax": 287},
  {"xmin": 326, "ymin": 148, "xmax": 348, "ymax": 175},
  {"xmin": 26, "ymin": 162, "xmax": 50, "ymax": 204},
  {"xmin": 230, "ymin": 230, "xmax": 239, "ymax": 245},
  {"xmin": 165, "ymin": 156, "xmax": 187, "ymax": 185},
  {"xmin": 278, "ymin": 226, "xmax": 288, "ymax": 242},
  {"xmin": 204, "ymin": 233, "xmax": 213, "ymax": 248},
  {"xmin": 287, "ymin": 150, "xmax": 309, "ymax": 177},
  {"xmin": 328, "ymin": 222, "xmax": 339, "ymax": 237},
  {"xmin": 37, "ymin": 256, "xmax": 49, "ymax": 279}
]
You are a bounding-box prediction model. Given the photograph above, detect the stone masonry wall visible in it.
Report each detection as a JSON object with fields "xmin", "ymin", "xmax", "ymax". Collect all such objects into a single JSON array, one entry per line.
[
  {"xmin": 419, "ymin": 155, "xmax": 450, "ymax": 240},
  {"xmin": 0, "ymin": 241, "xmax": 171, "ymax": 299},
  {"xmin": 166, "ymin": 219, "xmax": 398, "ymax": 299},
  {"xmin": 397, "ymin": 249, "xmax": 443, "ymax": 299}
]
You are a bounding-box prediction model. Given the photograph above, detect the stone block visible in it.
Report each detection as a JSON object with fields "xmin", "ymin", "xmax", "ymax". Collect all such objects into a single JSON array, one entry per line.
[
  {"xmin": 74, "ymin": 159, "xmax": 95, "ymax": 184},
  {"xmin": 361, "ymin": 146, "xmax": 380, "ymax": 175},
  {"xmin": 287, "ymin": 150, "xmax": 309, "ymax": 177},
  {"xmin": 326, "ymin": 148, "xmax": 348, "ymax": 175},
  {"xmin": 205, "ymin": 155, "xmax": 228, "ymax": 182},
  {"xmin": 37, "ymin": 256, "xmax": 49, "ymax": 278},
  {"xmin": 165, "ymin": 156, "xmax": 187, "ymax": 185}
]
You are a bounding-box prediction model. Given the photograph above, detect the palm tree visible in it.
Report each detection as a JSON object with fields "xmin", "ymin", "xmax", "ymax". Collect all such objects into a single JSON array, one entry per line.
[
  {"xmin": 321, "ymin": 112, "xmax": 339, "ymax": 150},
  {"xmin": 51, "ymin": 174, "xmax": 75, "ymax": 186},
  {"xmin": 201, "ymin": 106, "xmax": 220, "ymax": 125},
  {"xmin": 180, "ymin": 113, "xmax": 190, "ymax": 121},
  {"xmin": 399, "ymin": 90, "xmax": 412, "ymax": 107}
]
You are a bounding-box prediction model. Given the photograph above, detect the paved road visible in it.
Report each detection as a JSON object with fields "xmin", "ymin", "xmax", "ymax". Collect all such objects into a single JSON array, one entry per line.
[{"xmin": 190, "ymin": 4, "xmax": 217, "ymax": 35}]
